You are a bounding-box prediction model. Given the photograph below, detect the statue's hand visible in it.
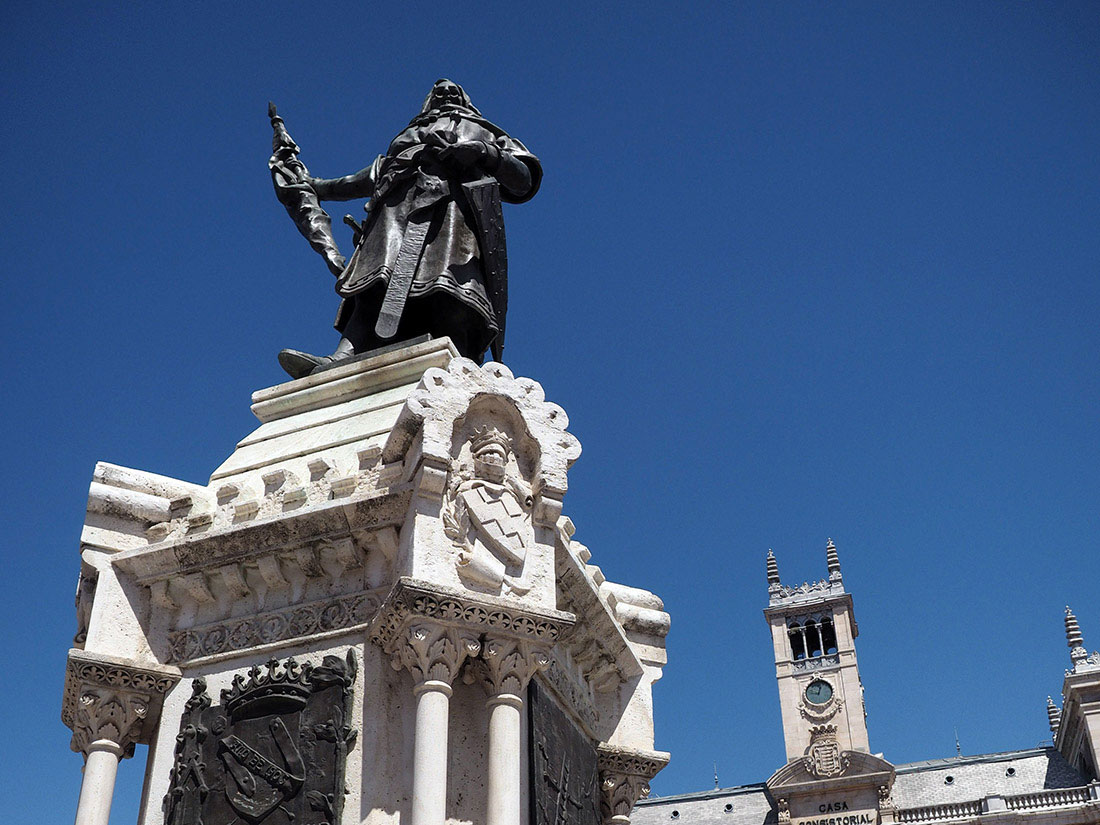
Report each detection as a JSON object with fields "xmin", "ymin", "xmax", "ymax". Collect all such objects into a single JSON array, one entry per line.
[{"xmin": 437, "ymin": 140, "xmax": 490, "ymax": 171}]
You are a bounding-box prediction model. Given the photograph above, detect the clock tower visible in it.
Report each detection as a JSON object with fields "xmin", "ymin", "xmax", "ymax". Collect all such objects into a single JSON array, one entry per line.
[{"xmin": 764, "ymin": 540, "xmax": 870, "ymax": 762}]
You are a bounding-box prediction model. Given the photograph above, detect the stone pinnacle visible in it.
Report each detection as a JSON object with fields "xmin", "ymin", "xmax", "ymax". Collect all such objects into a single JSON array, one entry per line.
[
  {"xmin": 1046, "ymin": 696, "xmax": 1061, "ymax": 735},
  {"xmin": 766, "ymin": 550, "xmax": 780, "ymax": 587},
  {"xmin": 1065, "ymin": 606, "xmax": 1087, "ymax": 665},
  {"xmin": 826, "ymin": 538, "xmax": 842, "ymax": 581}
]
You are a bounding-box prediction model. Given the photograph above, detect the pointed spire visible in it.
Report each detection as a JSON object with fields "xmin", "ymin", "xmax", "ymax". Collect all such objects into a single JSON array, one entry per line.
[
  {"xmin": 826, "ymin": 538, "xmax": 842, "ymax": 582},
  {"xmin": 766, "ymin": 550, "xmax": 781, "ymax": 590},
  {"xmin": 1065, "ymin": 606, "xmax": 1088, "ymax": 665},
  {"xmin": 1046, "ymin": 696, "xmax": 1062, "ymax": 736}
]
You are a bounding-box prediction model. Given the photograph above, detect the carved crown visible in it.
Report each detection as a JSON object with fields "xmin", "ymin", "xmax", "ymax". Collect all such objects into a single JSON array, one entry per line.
[
  {"xmin": 222, "ymin": 657, "xmax": 313, "ymax": 716},
  {"xmin": 471, "ymin": 426, "xmax": 512, "ymax": 461},
  {"xmin": 808, "ymin": 724, "xmax": 838, "ymax": 742}
]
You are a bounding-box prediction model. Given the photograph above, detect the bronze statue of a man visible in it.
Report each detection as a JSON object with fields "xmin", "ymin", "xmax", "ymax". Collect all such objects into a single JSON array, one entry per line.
[{"xmin": 269, "ymin": 80, "xmax": 542, "ymax": 378}]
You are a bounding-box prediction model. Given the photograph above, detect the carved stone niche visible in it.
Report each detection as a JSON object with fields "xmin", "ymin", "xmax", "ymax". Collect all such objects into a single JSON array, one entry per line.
[{"xmin": 382, "ymin": 358, "xmax": 581, "ymax": 611}]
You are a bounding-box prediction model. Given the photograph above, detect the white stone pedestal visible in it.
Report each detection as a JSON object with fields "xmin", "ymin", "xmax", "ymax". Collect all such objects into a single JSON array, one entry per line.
[{"xmin": 64, "ymin": 338, "xmax": 670, "ymax": 825}]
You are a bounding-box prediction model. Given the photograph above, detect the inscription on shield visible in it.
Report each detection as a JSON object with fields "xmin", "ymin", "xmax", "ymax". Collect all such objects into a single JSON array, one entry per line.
[
  {"xmin": 163, "ymin": 652, "xmax": 358, "ymax": 825},
  {"xmin": 529, "ymin": 679, "xmax": 600, "ymax": 825}
]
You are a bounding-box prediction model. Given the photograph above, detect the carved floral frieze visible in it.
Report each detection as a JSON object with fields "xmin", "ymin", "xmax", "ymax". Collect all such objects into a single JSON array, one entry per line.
[{"xmin": 166, "ymin": 589, "xmax": 385, "ymax": 664}]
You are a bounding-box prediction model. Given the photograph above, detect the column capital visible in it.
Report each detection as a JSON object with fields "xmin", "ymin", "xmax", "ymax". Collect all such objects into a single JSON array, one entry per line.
[
  {"xmin": 597, "ymin": 744, "xmax": 670, "ymax": 825},
  {"xmin": 478, "ymin": 637, "xmax": 551, "ymax": 697},
  {"xmin": 62, "ymin": 650, "xmax": 180, "ymax": 759},
  {"xmin": 368, "ymin": 577, "xmax": 575, "ymax": 685},
  {"xmin": 389, "ymin": 623, "xmax": 482, "ymax": 685}
]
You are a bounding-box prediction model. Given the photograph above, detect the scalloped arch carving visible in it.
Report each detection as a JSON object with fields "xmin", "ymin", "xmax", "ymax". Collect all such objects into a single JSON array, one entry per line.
[{"xmin": 383, "ymin": 358, "xmax": 581, "ymax": 498}]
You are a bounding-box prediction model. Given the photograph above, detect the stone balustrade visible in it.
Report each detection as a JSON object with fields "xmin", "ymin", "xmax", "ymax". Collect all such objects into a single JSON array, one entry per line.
[{"xmin": 895, "ymin": 783, "xmax": 1098, "ymax": 822}]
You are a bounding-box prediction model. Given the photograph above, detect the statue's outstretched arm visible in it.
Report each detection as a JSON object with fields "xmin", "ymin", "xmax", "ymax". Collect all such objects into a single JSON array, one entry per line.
[{"xmin": 309, "ymin": 157, "xmax": 381, "ymax": 201}]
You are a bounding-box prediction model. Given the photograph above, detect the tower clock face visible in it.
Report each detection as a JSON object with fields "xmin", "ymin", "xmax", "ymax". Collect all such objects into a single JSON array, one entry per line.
[{"xmin": 805, "ymin": 679, "xmax": 833, "ymax": 705}]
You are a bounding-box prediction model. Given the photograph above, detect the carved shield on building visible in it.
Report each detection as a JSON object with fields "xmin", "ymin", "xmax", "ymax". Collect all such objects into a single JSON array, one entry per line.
[
  {"xmin": 529, "ymin": 680, "xmax": 600, "ymax": 825},
  {"xmin": 163, "ymin": 652, "xmax": 357, "ymax": 825},
  {"xmin": 804, "ymin": 725, "xmax": 850, "ymax": 779},
  {"xmin": 462, "ymin": 483, "xmax": 528, "ymax": 565}
]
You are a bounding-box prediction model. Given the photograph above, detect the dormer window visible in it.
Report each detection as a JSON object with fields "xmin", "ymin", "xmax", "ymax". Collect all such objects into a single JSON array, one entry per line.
[{"xmin": 788, "ymin": 615, "xmax": 838, "ymax": 661}]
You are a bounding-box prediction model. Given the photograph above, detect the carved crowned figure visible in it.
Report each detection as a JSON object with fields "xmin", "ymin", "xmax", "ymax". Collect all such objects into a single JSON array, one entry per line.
[{"xmin": 443, "ymin": 425, "xmax": 535, "ymax": 596}]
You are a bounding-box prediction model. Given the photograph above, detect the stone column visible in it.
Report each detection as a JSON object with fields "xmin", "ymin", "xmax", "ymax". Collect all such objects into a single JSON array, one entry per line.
[
  {"xmin": 390, "ymin": 624, "xmax": 481, "ymax": 825},
  {"xmin": 479, "ymin": 639, "xmax": 551, "ymax": 825},
  {"xmin": 597, "ymin": 745, "xmax": 671, "ymax": 825},
  {"xmin": 62, "ymin": 650, "xmax": 180, "ymax": 825},
  {"xmin": 70, "ymin": 688, "xmax": 148, "ymax": 825}
]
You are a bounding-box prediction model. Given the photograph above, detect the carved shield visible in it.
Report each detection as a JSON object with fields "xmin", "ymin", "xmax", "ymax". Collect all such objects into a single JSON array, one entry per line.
[
  {"xmin": 460, "ymin": 484, "xmax": 528, "ymax": 566},
  {"xmin": 163, "ymin": 653, "xmax": 357, "ymax": 825}
]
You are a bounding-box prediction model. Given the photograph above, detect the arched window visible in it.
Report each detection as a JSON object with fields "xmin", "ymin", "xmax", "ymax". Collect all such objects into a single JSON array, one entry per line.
[
  {"xmin": 788, "ymin": 622, "xmax": 806, "ymax": 660},
  {"xmin": 821, "ymin": 616, "xmax": 838, "ymax": 655},
  {"xmin": 806, "ymin": 619, "xmax": 823, "ymax": 658}
]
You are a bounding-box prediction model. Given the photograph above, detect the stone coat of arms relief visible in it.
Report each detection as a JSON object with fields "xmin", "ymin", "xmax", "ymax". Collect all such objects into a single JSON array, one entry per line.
[
  {"xmin": 804, "ymin": 724, "xmax": 850, "ymax": 779},
  {"xmin": 442, "ymin": 425, "xmax": 535, "ymax": 596}
]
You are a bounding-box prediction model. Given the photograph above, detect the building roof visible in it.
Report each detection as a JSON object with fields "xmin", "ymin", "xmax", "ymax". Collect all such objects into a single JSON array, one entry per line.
[
  {"xmin": 631, "ymin": 748, "xmax": 1089, "ymax": 825},
  {"xmin": 891, "ymin": 747, "xmax": 1087, "ymax": 808},
  {"xmin": 632, "ymin": 782, "xmax": 774, "ymax": 825}
]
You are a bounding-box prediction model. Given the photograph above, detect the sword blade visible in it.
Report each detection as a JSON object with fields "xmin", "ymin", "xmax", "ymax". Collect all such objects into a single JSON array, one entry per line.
[{"xmin": 375, "ymin": 218, "xmax": 430, "ymax": 339}]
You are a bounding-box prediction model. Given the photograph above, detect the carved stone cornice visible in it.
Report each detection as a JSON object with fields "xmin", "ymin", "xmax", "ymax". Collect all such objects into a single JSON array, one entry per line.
[
  {"xmin": 478, "ymin": 637, "xmax": 551, "ymax": 697},
  {"xmin": 597, "ymin": 744, "xmax": 670, "ymax": 825},
  {"xmin": 369, "ymin": 576, "xmax": 574, "ymax": 653},
  {"xmin": 62, "ymin": 649, "xmax": 180, "ymax": 759}
]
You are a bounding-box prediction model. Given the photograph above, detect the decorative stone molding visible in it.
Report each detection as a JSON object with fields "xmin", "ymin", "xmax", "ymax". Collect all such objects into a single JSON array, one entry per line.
[
  {"xmin": 878, "ymin": 783, "xmax": 896, "ymax": 811},
  {"xmin": 798, "ymin": 678, "xmax": 843, "ymax": 722},
  {"xmin": 62, "ymin": 650, "xmax": 180, "ymax": 759},
  {"xmin": 792, "ymin": 654, "xmax": 840, "ymax": 673},
  {"xmin": 597, "ymin": 744, "xmax": 670, "ymax": 825},
  {"xmin": 556, "ymin": 544, "xmax": 643, "ymax": 693},
  {"xmin": 166, "ymin": 588, "xmax": 385, "ymax": 663},
  {"xmin": 478, "ymin": 637, "xmax": 551, "ymax": 696},
  {"xmin": 369, "ymin": 577, "xmax": 574, "ymax": 650},
  {"xmin": 389, "ymin": 623, "xmax": 482, "ymax": 684},
  {"xmin": 383, "ymin": 358, "xmax": 581, "ymax": 511},
  {"xmin": 777, "ymin": 797, "xmax": 791, "ymax": 824}
]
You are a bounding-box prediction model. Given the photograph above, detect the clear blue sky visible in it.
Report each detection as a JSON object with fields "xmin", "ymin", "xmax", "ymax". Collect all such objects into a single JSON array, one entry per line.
[{"xmin": 3, "ymin": 1, "xmax": 1099, "ymax": 821}]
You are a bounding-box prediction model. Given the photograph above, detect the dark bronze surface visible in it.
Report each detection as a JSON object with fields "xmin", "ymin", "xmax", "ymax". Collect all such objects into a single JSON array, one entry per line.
[
  {"xmin": 269, "ymin": 79, "xmax": 541, "ymax": 372},
  {"xmin": 163, "ymin": 652, "xmax": 357, "ymax": 825},
  {"xmin": 529, "ymin": 680, "xmax": 601, "ymax": 825}
]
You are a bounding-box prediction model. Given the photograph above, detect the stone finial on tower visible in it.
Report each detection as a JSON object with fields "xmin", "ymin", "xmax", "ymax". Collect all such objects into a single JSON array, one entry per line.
[
  {"xmin": 1066, "ymin": 606, "xmax": 1088, "ymax": 665},
  {"xmin": 1046, "ymin": 696, "xmax": 1062, "ymax": 736},
  {"xmin": 826, "ymin": 538, "xmax": 842, "ymax": 582},
  {"xmin": 767, "ymin": 550, "xmax": 781, "ymax": 592}
]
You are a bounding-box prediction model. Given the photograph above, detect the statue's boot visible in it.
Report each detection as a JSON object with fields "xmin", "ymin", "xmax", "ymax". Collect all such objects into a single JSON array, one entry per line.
[{"xmin": 278, "ymin": 337, "xmax": 356, "ymax": 379}]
